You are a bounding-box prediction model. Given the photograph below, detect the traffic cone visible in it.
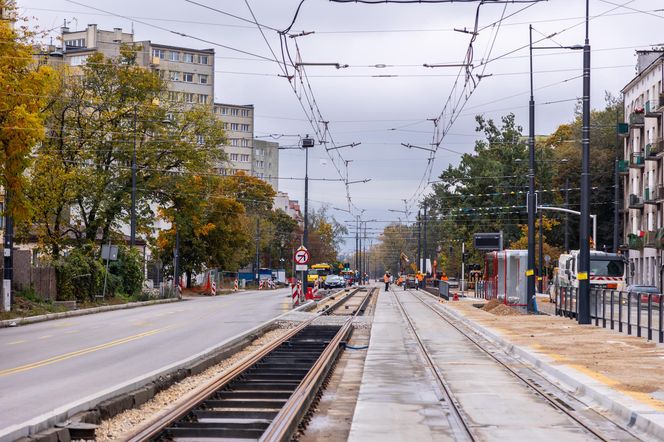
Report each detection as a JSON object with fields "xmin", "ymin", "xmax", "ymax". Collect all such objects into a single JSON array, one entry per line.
[{"xmin": 453, "ymin": 292, "xmax": 459, "ymax": 301}]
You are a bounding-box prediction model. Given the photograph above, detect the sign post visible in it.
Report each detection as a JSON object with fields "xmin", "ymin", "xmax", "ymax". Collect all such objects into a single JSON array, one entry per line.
[{"xmin": 294, "ymin": 246, "xmax": 310, "ymax": 303}]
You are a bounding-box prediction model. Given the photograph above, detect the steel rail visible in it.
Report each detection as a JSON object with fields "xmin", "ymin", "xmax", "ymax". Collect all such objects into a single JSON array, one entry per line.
[
  {"xmin": 259, "ymin": 317, "xmax": 353, "ymax": 441},
  {"xmin": 261, "ymin": 286, "xmax": 377, "ymax": 441},
  {"xmin": 392, "ymin": 289, "xmax": 477, "ymax": 441},
  {"xmin": 123, "ymin": 287, "xmax": 367, "ymax": 441},
  {"xmin": 410, "ymin": 289, "xmax": 626, "ymax": 442}
]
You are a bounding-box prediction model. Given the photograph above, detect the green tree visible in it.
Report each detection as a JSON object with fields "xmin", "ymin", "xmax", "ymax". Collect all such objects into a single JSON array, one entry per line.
[{"xmin": 307, "ymin": 207, "xmax": 347, "ymax": 264}]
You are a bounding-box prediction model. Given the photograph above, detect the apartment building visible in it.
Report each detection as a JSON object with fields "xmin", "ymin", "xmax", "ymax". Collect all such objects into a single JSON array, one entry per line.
[
  {"xmin": 622, "ymin": 50, "xmax": 664, "ymax": 288},
  {"xmin": 253, "ymin": 139, "xmax": 280, "ymax": 190},
  {"xmin": 37, "ymin": 24, "xmax": 215, "ymax": 107},
  {"xmin": 274, "ymin": 191, "xmax": 303, "ymax": 225},
  {"xmin": 213, "ymin": 103, "xmax": 254, "ymax": 175}
]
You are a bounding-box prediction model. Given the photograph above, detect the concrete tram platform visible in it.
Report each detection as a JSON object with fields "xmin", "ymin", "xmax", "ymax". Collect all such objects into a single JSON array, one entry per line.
[{"xmin": 441, "ymin": 298, "xmax": 664, "ymax": 439}]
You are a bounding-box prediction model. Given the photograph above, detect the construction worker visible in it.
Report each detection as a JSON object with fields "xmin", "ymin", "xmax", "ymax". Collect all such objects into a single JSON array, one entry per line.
[
  {"xmin": 441, "ymin": 272, "xmax": 449, "ymax": 282},
  {"xmin": 416, "ymin": 272, "xmax": 424, "ymax": 290},
  {"xmin": 383, "ymin": 272, "xmax": 391, "ymax": 291}
]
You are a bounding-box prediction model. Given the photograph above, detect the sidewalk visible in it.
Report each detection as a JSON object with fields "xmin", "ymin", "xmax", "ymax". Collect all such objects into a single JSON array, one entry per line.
[{"xmin": 442, "ymin": 299, "xmax": 664, "ymax": 438}]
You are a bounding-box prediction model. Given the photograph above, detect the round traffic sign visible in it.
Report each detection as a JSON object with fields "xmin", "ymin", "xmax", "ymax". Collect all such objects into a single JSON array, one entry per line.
[{"xmin": 295, "ymin": 247, "xmax": 310, "ymax": 264}]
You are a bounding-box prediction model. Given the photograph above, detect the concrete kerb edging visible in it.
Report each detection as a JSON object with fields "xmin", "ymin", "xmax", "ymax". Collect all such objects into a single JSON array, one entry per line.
[
  {"xmin": 438, "ymin": 302, "xmax": 664, "ymax": 440},
  {"xmin": 0, "ymin": 299, "xmax": 315, "ymax": 441},
  {"xmin": 0, "ymin": 297, "xmax": 183, "ymax": 328}
]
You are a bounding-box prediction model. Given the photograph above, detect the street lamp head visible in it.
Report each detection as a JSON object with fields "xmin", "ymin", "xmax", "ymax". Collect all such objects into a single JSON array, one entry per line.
[
  {"xmin": 302, "ymin": 135, "xmax": 315, "ymax": 148},
  {"xmin": 568, "ymin": 45, "xmax": 584, "ymax": 50}
]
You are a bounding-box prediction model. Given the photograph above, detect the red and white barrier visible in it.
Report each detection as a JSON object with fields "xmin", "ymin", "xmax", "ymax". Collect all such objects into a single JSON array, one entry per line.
[
  {"xmin": 234, "ymin": 279, "xmax": 239, "ymax": 291},
  {"xmin": 211, "ymin": 277, "xmax": 216, "ymax": 296},
  {"xmin": 292, "ymin": 280, "xmax": 301, "ymax": 306},
  {"xmin": 259, "ymin": 280, "xmax": 264, "ymax": 290}
]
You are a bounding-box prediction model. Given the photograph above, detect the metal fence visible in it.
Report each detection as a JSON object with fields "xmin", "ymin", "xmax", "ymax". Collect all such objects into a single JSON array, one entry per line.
[{"xmin": 556, "ymin": 287, "xmax": 664, "ymax": 343}]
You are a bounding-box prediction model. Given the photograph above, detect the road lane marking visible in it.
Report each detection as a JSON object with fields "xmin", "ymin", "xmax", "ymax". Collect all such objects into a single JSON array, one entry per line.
[
  {"xmin": 52, "ymin": 322, "xmax": 75, "ymax": 328},
  {"xmin": 7, "ymin": 340, "xmax": 25, "ymax": 345},
  {"xmin": 0, "ymin": 327, "xmax": 167, "ymax": 377},
  {"xmin": 38, "ymin": 335, "xmax": 52, "ymax": 340}
]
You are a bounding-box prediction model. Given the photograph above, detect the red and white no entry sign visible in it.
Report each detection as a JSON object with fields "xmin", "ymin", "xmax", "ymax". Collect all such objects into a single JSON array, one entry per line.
[{"xmin": 295, "ymin": 246, "xmax": 310, "ymax": 265}]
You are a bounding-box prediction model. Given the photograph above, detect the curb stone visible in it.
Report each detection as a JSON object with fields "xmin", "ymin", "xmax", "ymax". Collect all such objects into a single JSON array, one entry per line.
[
  {"xmin": 0, "ymin": 298, "xmax": 182, "ymax": 328},
  {"xmin": 437, "ymin": 301, "xmax": 664, "ymax": 441}
]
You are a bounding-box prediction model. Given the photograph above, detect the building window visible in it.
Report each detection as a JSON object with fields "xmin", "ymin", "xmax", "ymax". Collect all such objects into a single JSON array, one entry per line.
[
  {"xmin": 152, "ymin": 48, "xmax": 165, "ymax": 59},
  {"xmin": 231, "ymin": 139, "xmax": 239, "ymax": 146},
  {"xmin": 65, "ymin": 38, "xmax": 85, "ymax": 48},
  {"xmin": 240, "ymin": 139, "xmax": 249, "ymax": 147},
  {"xmin": 221, "ymin": 107, "xmax": 228, "ymax": 115},
  {"xmin": 169, "ymin": 51, "xmax": 180, "ymax": 61},
  {"xmin": 199, "ymin": 74, "xmax": 208, "ymax": 84},
  {"xmin": 256, "ymin": 160, "xmax": 264, "ymax": 168},
  {"xmin": 168, "ymin": 91, "xmax": 179, "ymax": 102},
  {"xmin": 155, "ymin": 69, "xmax": 165, "ymax": 79},
  {"xmin": 240, "ymin": 154, "xmax": 250, "ymax": 162},
  {"xmin": 230, "ymin": 108, "xmax": 239, "ymax": 116},
  {"xmin": 183, "ymin": 93, "xmax": 194, "ymax": 103},
  {"xmin": 169, "ymin": 71, "xmax": 180, "ymax": 81},
  {"xmin": 183, "ymin": 72, "xmax": 194, "ymax": 83},
  {"xmin": 183, "ymin": 53, "xmax": 194, "ymax": 63},
  {"xmin": 223, "ymin": 123, "xmax": 229, "ymax": 130},
  {"xmin": 255, "ymin": 148, "xmax": 263, "ymax": 156},
  {"xmin": 241, "ymin": 109, "xmax": 250, "ymax": 117},
  {"xmin": 199, "ymin": 55, "xmax": 209, "ymax": 65},
  {"xmin": 0, "ymin": 202, "xmax": 3, "ymax": 229},
  {"xmin": 240, "ymin": 124, "xmax": 250, "ymax": 132},
  {"xmin": 196, "ymin": 134, "xmax": 205, "ymax": 145},
  {"xmin": 197, "ymin": 94, "xmax": 208, "ymax": 104},
  {"xmin": 69, "ymin": 55, "xmax": 88, "ymax": 66},
  {"xmin": 230, "ymin": 123, "xmax": 239, "ymax": 131},
  {"xmin": 230, "ymin": 153, "xmax": 239, "ymax": 161}
]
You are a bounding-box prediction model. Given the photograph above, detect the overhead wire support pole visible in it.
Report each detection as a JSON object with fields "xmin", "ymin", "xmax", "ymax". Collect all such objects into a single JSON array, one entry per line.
[
  {"xmin": 527, "ymin": 24, "xmax": 537, "ymax": 313},
  {"xmin": 578, "ymin": 0, "xmax": 592, "ymax": 325},
  {"xmin": 130, "ymin": 104, "xmax": 137, "ymax": 248}
]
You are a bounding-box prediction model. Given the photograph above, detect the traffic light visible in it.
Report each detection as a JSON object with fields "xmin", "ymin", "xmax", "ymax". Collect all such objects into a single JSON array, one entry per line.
[{"xmin": 462, "ymin": 252, "xmax": 469, "ymax": 263}]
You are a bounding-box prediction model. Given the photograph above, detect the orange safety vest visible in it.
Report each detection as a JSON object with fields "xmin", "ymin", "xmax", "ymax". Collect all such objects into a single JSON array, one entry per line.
[{"xmin": 383, "ymin": 274, "xmax": 390, "ymax": 283}]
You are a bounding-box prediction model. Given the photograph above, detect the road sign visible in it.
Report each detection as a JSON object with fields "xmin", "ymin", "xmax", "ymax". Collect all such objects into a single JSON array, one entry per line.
[
  {"xmin": 295, "ymin": 246, "xmax": 310, "ymax": 265},
  {"xmin": 296, "ymin": 264, "xmax": 308, "ymax": 272}
]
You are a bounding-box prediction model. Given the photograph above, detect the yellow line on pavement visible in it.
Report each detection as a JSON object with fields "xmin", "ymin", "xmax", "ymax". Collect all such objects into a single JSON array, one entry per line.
[
  {"xmin": 0, "ymin": 327, "xmax": 166, "ymax": 377},
  {"xmin": 38, "ymin": 335, "xmax": 52, "ymax": 340},
  {"xmin": 7, "ymin": 340, "xmax": 25, "ymax": 345}
]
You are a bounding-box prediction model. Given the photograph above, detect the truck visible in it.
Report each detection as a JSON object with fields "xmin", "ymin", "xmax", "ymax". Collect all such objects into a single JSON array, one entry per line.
[{"xmin": 555, "ymin": 250, "xmax": 627, "ymax": 295}]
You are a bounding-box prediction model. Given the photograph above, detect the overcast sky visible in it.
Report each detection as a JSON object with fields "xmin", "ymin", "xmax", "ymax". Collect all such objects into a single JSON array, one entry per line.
[{"xmin": 21, "ymin": 0, "xmax": 664, "ymax": 253}]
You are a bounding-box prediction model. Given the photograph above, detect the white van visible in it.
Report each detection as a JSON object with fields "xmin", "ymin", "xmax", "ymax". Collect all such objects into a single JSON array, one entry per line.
[{"xmin": 556, "ymin": 250, "xmax": 627, "ymax": 293}]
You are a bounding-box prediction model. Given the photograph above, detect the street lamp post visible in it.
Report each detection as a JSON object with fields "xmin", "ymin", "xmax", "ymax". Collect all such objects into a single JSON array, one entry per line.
[
  {"xmin": 130, "ymin": 105, "xmax": 137, "ymax": 247},
  {"xmin": 302, "ymin": 135, "xmax": 314, "ymax": 296},
  {"xmin": 578, "ymin": 0, "xmax": 592, "ymax": 324}
]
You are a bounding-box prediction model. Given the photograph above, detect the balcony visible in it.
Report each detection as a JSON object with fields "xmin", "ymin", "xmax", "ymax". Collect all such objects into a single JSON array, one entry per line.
[
  {"xmin": 645, "ymin": 143, "xmax": 658, "ymax": 160},
  {"xmin": 629, "ymin": 152, "xmax": 645, "ymax": 168},
  {"xmin": 646, "ymin": 100, "xmax": 661, "ymax": 117},
  {"xmin": 652, "ymin": 138, "xmax": 664, "ymax": 157},
  {"xmin": 617, "ymin": 122, "xmax": 629, "ymax": 137},
  {"xmin": 659, "ymin": 92, "xmax": 664, "ymax": 111},
  {"xmin": 628, "ymin": 233, "xmax": 644, "ymax": 250},
  {"xmin": 628, "ymin": 193, "xmax": 644, "ymax": 209},
  {"xmin": 618, "ymin": 159, "xmax": 630, "ymax": 175},
  {"xmin": 630, "ymin": 111, "xmax": 645, "ymax": 127},
  {"xmin": 644, "ymin": 188, "xmax": 657, "ymax": 205},
  {"xmin": 656, "ymin": 185, "xmax": 664, "ymax": 202},
  {"xmin": 645, "ymin": 231, "xmax": 658, "ymax": 248}
]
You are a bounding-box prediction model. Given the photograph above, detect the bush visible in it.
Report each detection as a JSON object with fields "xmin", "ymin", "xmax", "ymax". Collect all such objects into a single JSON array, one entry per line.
[
  {"xmin": 54, "ymin": 248, "xmax": 105, "ymax": 302},
  {"xmin": 109, "ymin": 247, "xmax": 143, "ymax": 296}
]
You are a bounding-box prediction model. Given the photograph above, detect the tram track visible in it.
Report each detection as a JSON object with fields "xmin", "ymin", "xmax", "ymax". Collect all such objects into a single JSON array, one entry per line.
[
  {"xmin": 123, "ymin": 286, "xmax": 376, "ymax": 441},
  {"xmin": 402, "ymin": 288, "xmax": 646, "ymax": 442}
]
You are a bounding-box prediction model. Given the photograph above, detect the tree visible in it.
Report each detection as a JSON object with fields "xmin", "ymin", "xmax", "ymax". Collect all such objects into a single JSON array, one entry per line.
[
  {"xmin": 306, "ymin": 207, "xmax": 347, "ymax": 264},
  {"xmin": 27, "ymin": 47, "xmax": 225, "ymax": 258},
  {"xmin": 0, "ymin": 4, "xmax": 54, "ymax": 223}
]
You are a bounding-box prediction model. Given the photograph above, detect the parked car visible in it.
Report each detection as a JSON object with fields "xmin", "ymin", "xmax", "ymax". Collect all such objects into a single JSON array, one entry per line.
[
  {"xmin": 405, "ymin": 275, "xmax": 418, "ymax": 289},
  {"xmin": 447, "ymin": 277, "xmax": 459, "ymax": 289},
  {"xmin": 627, "ymin": 285, "xmax": 662, "ymax": 306},
  {"xmin": 323, "ymin": 274, "xmax": 346, "ymax": 289}
]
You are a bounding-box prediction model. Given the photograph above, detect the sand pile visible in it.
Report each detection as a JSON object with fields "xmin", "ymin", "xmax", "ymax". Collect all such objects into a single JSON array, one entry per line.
[
  {"xmin": 481, "ymin": 299, "xmax": 502, "ymax": 312},
  {"xmin": 489, "ymin": 304, "xmax": 523, "ymax": 316}
]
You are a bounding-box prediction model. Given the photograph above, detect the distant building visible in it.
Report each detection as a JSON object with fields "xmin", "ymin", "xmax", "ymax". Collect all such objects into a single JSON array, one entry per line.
[
  {"xmin": 253, "ymin": 139, "xmax": 279, "ymax": 190},
  {"xmin": 621, "ymin": 49, "xmax": 664, "ymax": 287},
  {"xmin": 213, "ymin": 103, "xmax": 254, "ymax": 175},
  {"xmin": 274, "ymin": 191, "xmax": 303, "ymax": 226}
]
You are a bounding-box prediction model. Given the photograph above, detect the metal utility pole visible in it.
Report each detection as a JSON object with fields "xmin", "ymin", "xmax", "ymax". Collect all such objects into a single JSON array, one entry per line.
[
  {"xmin": 302, "ymin": 135, "xmax": 314, "ymax": 296},
  {"xmin": 527, "ymin": 24, "xmax": 537, "ymax": 313},
  {"xmin": 565, "ymin": 177, "xmax": 570, "ymax": 252},
  {"xmin": 355, "ymin": 216, "xmax": 359, "ymax": 274},
  {"xmin": 578, "ymin": 0, "xmax": 592, "ymax": 324},
  {"xmin": 613, "ymin": 106, "xmax": 620, "ymax": 253},
  {"xmin": 174, "ymin": 223, "xmax": 180, "ymax": 297},
  {"xmin": 3, "ymin": 190, "xmax": 13, "ymax": 312},
  {"xmin": 130, "ymin": 105, "xmax": 137, "ymax": 247},
  {"xmin": 417, "ymin": 210, "xmax": 421, "ymax": 273},
  {"xmin": 539, "ymin": 183, "xmax": 544, "ymax": 293},
  {"xmin": 254, "ymin": 217, "xmax": 260, "ymax": 281},
  {"xmin": 423, "ymin": 204, "xmax": 428, "ymax": 275}
]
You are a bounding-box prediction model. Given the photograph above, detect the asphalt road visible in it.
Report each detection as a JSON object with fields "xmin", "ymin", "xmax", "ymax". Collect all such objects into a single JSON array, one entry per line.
[{"xmin": 0, "ymin": 288, "xmax": 293, "ymax": 436}]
